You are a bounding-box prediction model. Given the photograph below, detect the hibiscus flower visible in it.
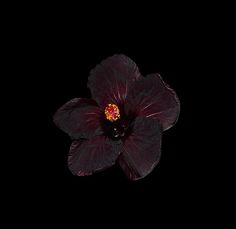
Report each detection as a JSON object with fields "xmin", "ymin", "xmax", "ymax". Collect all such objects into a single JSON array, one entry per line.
[{"xmin": 53, "ymin": 54, "xmax": 180, "ymax": 180}]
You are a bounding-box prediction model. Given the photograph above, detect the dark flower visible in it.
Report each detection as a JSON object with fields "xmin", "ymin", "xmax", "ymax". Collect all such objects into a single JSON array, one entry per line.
[{"xmin": 53, "ymin": 54, "xmax": 180, "ymax": 180}]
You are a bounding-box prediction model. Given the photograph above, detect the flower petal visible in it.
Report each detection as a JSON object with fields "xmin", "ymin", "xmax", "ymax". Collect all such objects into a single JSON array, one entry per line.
[
  {"xmin": 68, "ymin": 136, "xmax": 122, "ymax": 176},
  {"xmin": 125, "ymin": 73, "xmax": 180, "ymax": 131},
  {"xmin": 53, "ymin": 98, "xmax": 103, "ymax": 139},
  {"xmin": 87, "ymin": 54, "xmax": 142, "ymax": 108},
  {"xmin": 118, "ymin": 117, "xmax": 162, "ymax": 181}
]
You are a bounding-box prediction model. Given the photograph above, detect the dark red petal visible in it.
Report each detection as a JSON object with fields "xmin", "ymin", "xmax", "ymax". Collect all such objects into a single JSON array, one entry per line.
[
  {"xmin": 68, "ymin": 136, "xmax": 122, "ymax": 176},
  {"xmin": 125, "ymin": 73, "xmax": 180, "ymax": 131},
  {"xmin": 87, "ymin": 54, "xmax": 142, "ymax": 108},
  {"xmin": 118, "ymin": 117, "xmax": 162, "ymax": 180},
  {"xmin": 53, "ymin": 98, "xmax": 103, "ymax": 139}
]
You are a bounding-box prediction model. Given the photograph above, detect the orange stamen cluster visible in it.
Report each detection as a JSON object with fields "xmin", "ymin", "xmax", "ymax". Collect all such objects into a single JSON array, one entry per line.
[{"xmin": 105, "ymin": 104, "xmax": 120, "ymax": 122}]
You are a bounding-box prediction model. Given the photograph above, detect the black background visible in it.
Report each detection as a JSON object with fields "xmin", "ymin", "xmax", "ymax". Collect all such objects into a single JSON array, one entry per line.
[
  {"xmin": 39, "ymin": 23, "xmax": 204, "ymax": 209},
  {"xmin": 8, "ymin": 4, "xmax": 230, "ymax": 224}
]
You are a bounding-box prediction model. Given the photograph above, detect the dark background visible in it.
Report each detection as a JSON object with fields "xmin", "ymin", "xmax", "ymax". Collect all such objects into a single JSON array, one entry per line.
[
  {"xmin": 38, "ymin": 22, "xmax": 205, "ymax": 208},
  {"xmin": 8, "ymin": 4, "xmax": 231, "ymax": 224},
  {"xmin": 38, "ymin": 21, "xmax": 199, "ymax": 195}
]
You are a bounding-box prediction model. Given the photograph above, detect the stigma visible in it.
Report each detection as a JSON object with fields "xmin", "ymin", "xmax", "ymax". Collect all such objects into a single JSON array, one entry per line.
[{"xmin": 105, "ymin": 104, "xmax": 120, "ymax": 122}]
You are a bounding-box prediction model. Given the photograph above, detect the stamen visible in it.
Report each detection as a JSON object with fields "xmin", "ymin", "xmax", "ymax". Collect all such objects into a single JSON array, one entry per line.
[{"xmin": 104, "ymin": 104, "xmax": 120, "ymax": 122}]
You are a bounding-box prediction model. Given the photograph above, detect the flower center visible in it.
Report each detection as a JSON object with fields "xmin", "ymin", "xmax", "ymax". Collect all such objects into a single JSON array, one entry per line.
[{"xmin": 104, "ymin": 104, "xmax": 120, "ymax": 122}]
